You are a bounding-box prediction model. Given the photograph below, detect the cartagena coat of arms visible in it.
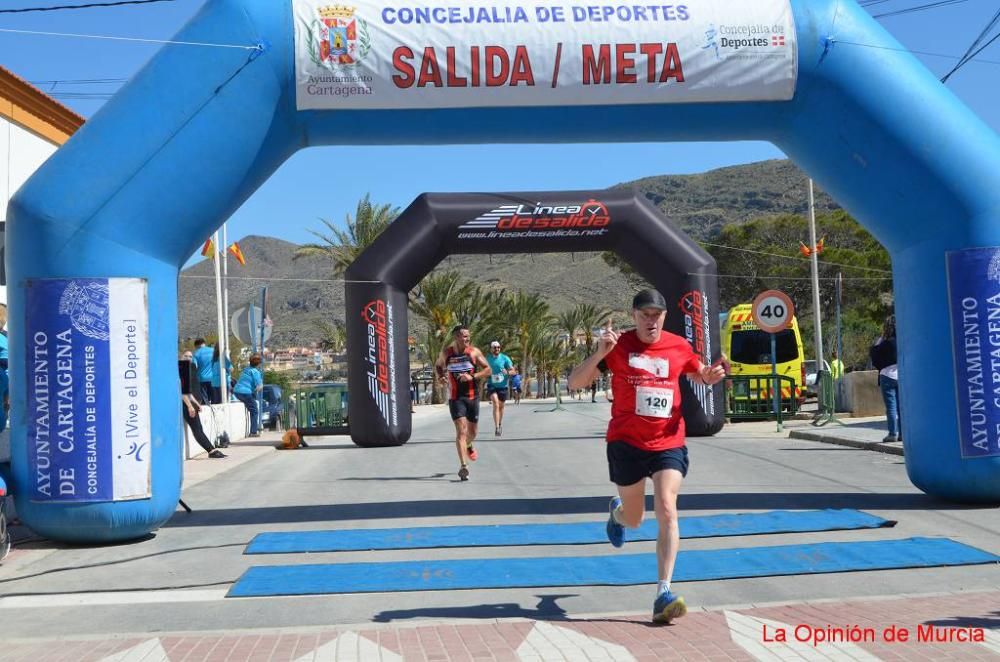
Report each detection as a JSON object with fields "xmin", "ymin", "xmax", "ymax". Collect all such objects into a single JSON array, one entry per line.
[
  {"xmin": 305, "ymin": 4, "xmax": 371, "ymax": 68},
  {"xmin": 58, "ymin": 280, "xmax": 110, "ymax": 341}
]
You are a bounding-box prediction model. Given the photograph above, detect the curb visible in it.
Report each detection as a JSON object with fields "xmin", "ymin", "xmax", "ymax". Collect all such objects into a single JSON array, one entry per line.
[{"xmin": 789, "ymin": 429, "xmax": 904, "ymax": 456}]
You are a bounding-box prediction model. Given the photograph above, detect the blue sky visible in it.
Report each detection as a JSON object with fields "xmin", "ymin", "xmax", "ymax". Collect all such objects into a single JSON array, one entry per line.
[{"xmin": 2, "ymin": 0, "xmax": 999, "ymax": 258}]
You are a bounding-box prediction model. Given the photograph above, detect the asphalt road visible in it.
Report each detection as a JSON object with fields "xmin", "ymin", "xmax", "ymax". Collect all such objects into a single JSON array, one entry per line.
[{"xmin": 0, "ymin": 399, "xmax": 997, "ymax": 638}]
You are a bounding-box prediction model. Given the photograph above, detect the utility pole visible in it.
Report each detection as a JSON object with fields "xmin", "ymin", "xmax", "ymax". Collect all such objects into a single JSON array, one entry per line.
[
  {"xmin": 220, "ymin": 222, "xmax": 230, "ymax": 405},
  {"xmin": 808, "ymin": 179, "xmax": 824, "ymax": 370},
  {"xmin": 212, "ymin": 229, "xmax": 226, "ymax": 404}
]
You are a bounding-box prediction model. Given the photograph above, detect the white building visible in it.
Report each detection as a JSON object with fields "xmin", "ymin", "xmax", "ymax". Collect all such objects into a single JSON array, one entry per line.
[
  {"xmin": 2, "ymin": 66, "xmax": 84, "ymax": 302},
  {"xmin": 0, "ymin": 66, "xmax": 84, "ymax": 459}
]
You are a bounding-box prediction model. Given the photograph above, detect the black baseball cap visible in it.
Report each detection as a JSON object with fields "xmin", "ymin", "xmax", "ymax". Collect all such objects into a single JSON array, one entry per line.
[{"xmin": 632, "ymin": 289, "xmax": 668, "ymax": 311}]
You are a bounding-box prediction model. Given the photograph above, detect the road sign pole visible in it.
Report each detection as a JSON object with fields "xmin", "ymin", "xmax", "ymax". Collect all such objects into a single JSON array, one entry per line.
[
  {"xmin": 752, "ymin": 289, "xmax": 795, "ymax": 434},
  {"xmin": 771, "ymin": 332, "xmax": 781, "ymax": 432}
]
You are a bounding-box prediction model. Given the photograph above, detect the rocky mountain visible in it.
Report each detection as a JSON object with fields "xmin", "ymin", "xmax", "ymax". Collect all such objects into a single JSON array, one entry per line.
[{"xmin": 178, "ymin": 158, "xmax": 839, "ymax": 346}]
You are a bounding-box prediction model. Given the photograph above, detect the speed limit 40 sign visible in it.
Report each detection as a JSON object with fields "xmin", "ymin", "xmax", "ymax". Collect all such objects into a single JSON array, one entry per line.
[{"xmin": 752, "ymin": 290, "xmax": 795, "ymax": 333}]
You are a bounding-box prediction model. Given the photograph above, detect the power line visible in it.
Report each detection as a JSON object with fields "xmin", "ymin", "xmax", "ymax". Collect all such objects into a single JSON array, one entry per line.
[
  {"xmin": 47, "ymin": 92, "xmax": 115, "ymax": 99},
  {"xmin": 871, "ymin": 0, "xmax": 970, "ymax": 19},
  {"xmin": 0, "ymin": 27, "xmax": 259, "ymax": 50},
  {"xmin": 179, "ymin": 274, "xmax": 380, "ymax": 284},
  {"xmin": 29, "ymin": 77, "xmax": 127, "ymax": 85},
  {"xmin": 697, "ymin": 241, "xmax": 893, "ymax": 274},
  {"xmin": 0, "ymin": 0, "xmax": 177, "ymax": 13},
  {"xmin": 701, "ymin": 273, "xmax": 891, "ymax": 281},
  {"xmin": 831, "ymin": 39, "xmax": 1000, "ymax": 66},
  {"xmin": 942, "ymin": 10, "xmax": 1000, "ymax": 82}
]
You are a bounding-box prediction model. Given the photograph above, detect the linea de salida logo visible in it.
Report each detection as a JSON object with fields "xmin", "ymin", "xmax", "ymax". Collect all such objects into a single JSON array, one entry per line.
[
  {"xmin": 679, "ymin": 290, "xmax": 708, "ymax": 358},
  {"xmin": 362, "ymin": 298, "xmax": 392, "ymax": 423},
  {"xmin": 458, "ymin": 199, "xmax": 611, "ymax": 232},
  {"xmin": 679, "ymin": 289, "xmax": 714, "ymax": 413}
]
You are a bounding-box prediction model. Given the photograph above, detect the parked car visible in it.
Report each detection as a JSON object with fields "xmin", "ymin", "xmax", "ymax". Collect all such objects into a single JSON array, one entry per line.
[
  {"xmin": 260, "ymin": 384, "xmax": 284, "ymax": 431},
  {"xmin": 803, "ymin": 359, "xmax": 832, "ymax": 397}
]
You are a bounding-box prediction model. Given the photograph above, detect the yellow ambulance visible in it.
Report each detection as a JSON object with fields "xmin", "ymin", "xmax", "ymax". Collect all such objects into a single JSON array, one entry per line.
[{"xmin": 721, "ymin": 303, "xmax": 806, "ymax": 406}]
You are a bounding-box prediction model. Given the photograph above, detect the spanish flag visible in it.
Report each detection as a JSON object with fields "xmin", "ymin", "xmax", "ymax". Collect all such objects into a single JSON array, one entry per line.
[
  {"xmin": 228, "ymin": 242, "xmax": 247, "ymax": 266},
  {"xmin": 200, "ymin": 238, "xmax": 215, "ymax": 258}
]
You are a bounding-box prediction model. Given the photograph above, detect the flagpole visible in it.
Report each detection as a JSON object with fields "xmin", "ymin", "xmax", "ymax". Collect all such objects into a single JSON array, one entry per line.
[
  {"xmin": 220, "ymin": 223, "xmax": 230, "ymax": 405},
  {"xmin": 808, "ymin": 179, "xmax": 825, "ymax": 370},
  {"xmin": 212, "ymin": 229, "xmax": 226, "ymax": 407}
]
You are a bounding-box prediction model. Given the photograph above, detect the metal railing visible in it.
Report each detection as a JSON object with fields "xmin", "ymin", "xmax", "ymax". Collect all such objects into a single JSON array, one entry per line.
[
  {"xmin": 811, "ymin": 370, "xmax": 845, "ymax": 427},
  {"xmin": 283, "ymin": 383, "xmax": 350, "ymax": 437},
  {"xmin": 725, "ymin": 374, "xmax": 800, "ymax": 422}
]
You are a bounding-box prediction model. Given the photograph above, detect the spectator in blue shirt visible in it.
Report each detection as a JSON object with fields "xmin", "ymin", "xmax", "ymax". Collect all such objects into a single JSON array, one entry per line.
[
  {"xmin": 233, "ymin": 354, "xmax": 264, "ymax": 436},
  {"xmin": 0, "ymin": 322, "xmax": 7, "ymax": 433},
  {"xmin": 210, "ymin": 344, "xmax": 233, "ymax": 404},
  {"xmin": 192, "ymin": 338, "xmax": 215, "ymax": 404}
]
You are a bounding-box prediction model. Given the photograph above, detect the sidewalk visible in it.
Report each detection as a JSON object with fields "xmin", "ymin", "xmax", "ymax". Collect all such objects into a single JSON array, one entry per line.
[
  {"xmin": 2, "ymin": 588, "xmax": 998, "ymax": 661},
  {"xmin": 786, "ymin": 416, "xmax": 904, "ymax": 456},
  {"xmin": 2, "ymin": 401, "xmax": 997, "ymax": 661},
  {"xmin": 0, "ymin": 430, "xmax": 281, "ymax": 575}
]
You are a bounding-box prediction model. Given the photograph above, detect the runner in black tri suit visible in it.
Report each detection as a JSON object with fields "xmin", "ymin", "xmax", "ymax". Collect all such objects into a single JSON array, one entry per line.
[{"xmin": 436, "ymin": 325, "xmax": 492, "ymax": 481}]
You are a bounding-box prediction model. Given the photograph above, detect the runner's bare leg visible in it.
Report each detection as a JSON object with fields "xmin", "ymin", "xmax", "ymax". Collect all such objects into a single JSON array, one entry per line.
[{"xmin": 652, "ymin": 468, "xmax": 684, "ymax": 584}]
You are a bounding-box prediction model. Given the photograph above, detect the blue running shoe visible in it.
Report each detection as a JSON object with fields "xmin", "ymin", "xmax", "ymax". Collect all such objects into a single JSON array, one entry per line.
[
  {"xmin": 606, "ymin": 496, "xmax": 625, "ymax": 548},
  {"xmin": 652, "ymin": 590, "xmax": 687, "ymax": 624}
]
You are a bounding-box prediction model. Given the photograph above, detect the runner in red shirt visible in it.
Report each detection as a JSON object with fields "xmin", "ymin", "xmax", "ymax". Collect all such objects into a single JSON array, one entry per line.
[
  {"xmin": 436, "ymin": 325, "xmax": 492, "ymax": 481},
  {"xmin": 569, "ymin": 289, "xmax": 727, "ymax": 624}
]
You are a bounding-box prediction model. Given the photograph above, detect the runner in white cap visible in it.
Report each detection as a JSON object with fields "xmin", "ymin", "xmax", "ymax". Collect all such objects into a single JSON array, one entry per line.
[
  {"xmin": 569, "ymin": 289, "xmax": 728, "ymax": 624},
  {"xmin": 485, "ymin": 340, "xmax": 514, "ymax": 436}
]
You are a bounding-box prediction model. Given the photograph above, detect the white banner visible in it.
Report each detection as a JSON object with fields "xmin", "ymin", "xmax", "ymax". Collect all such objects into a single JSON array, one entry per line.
[
  {"xmin": 293, "ymin": 0, "xmax": 797, "ymax": 110},
  {"xmin": 108, "ymin": 279, "xmax": 151, "ymax": 500},
  {"xmin": 26, "ymin": 278, "xmax": 150, "ymax": 502}
]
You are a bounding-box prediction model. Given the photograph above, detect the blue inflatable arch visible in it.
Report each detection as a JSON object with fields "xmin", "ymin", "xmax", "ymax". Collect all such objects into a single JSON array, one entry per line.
[{"xmin": 8, "ymin": 0, "xmax": 1000, "ymax": 542}]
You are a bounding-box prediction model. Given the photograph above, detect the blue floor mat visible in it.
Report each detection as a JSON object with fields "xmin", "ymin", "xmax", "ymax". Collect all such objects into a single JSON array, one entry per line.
[
  {"xmin": 228, "ymin": 537, "xmax": 997, "ymax": 597},
  {"xmin": 245, "ymin": 509, "xmax": 893, "ymax": 554}
]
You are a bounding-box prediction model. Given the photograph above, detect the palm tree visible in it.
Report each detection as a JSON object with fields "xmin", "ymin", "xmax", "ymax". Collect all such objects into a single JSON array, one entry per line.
[
  {"xmin": 555, "ymin": 307, "xmax": 587, "ymax": 350},
  {"xmin": 409, "ymin": 271, "xmax": 477, "ymax": 402},
  {"xmin": 409, "ymin": 271, "xmax": 476, "ymax": 338},
  {"xmin": 573, "ymin": 303, "xmax": 615, "ymax": 352},
  {"xmin": 313, "ymin": 320, "xmax": 346, "ymax": 353},
  {"xmin": 293, "ymin": 193, "xmax": 401, "ymax": 276},
  {"xmin": 507, "ymin": 292, "xmax": 553, "ymax": 397},
  {"xmin": 473, "ymin": 289, "xmax": 515, "ymax": 352}
]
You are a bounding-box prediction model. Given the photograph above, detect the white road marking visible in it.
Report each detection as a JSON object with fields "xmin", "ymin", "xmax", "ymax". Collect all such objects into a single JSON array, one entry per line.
[
  {"xmin": 516, "ymin": 621, "xmax": 635, "ymax": 661},
  {"xmin": 981, "ymin": 628, "xmax": 1000, "ymax": 656},
  {"xmin": 725, "ymin": 610, "xmax": 882, "ymax": 661},
  {"xmin": 295, "ymin": 631, "xmax": 402, "ymax": 662},
  {"xmin": 0, "ymin": 589, "xmax": 228, "ymax": 608},
  {"xmin": 99, "ymin": 638, "xmax": 168, "ymax": 662}
]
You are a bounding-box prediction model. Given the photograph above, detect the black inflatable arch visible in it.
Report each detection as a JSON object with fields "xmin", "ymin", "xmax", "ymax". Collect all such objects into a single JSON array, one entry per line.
[{"xmin": 345, "ymin": 189, "xmax": 723, "ymax": 447}]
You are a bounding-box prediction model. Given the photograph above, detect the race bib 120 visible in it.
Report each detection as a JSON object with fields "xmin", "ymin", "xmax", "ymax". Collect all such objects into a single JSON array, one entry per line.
[{"xmin": 636, "ymin": 386, "xmax": 674, "ymax": 418}]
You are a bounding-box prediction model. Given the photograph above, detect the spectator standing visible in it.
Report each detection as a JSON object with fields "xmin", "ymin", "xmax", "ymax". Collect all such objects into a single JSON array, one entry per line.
[
  {"xmin": 179, "ymin": 356, "xmax": 225, "ymax": 458},
  {"xmin": 830, "ymin": 348, "xmax": 845, "ymax": 381},
  {"xmin": 210, "ymin": 344, "xmax": 233, "ymax": 404},
  {"xmin": 192, "ymin": 338, "xmax": 215, "ymax": 404},
  {"xmin": 0, "ymin": 305, "xmax": 8, "ymax": 433},
  {"xmin": 234, "ymin": 354, "xmax": 264, "ymax": 437},
  {"xmin": 870, "ymin": 315, "xmax": 901, "ymax": 443},
  {"xmin": 510, "ymin": 368, "xmax": 522, "ymax": 405}
]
